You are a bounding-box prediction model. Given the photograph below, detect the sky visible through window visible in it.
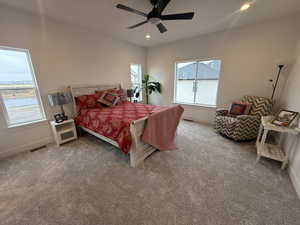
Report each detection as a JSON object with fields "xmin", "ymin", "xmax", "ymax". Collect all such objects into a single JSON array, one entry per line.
[
  {"xmin": 0, "ymin": 49, "xmax": 33, "ymax": 84},
  {"xmin": 177, "ymin": 60, "xmax": 213, "ymax": 69}
]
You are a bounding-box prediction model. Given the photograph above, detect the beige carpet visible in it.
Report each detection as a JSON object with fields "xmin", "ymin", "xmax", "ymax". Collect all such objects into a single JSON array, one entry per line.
[{"xmin": 0, "ymin": 121, "xmax": 299, "ymax": 225}]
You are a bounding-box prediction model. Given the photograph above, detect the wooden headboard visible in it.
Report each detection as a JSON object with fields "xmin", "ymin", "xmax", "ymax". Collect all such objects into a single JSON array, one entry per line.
[{"xmin": 69, "ymin": 83, "xmax": 121, "ymax": 116}]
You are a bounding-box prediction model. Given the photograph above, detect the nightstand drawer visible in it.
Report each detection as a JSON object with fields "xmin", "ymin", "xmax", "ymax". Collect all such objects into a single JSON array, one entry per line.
[{"xmin": 59, "ymin": 129, "xmax": 76, "ymax": 142}]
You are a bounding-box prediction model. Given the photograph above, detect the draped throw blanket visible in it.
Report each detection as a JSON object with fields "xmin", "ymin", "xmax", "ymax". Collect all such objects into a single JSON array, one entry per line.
[{"xmin": 142, "ymin": 105, "xmax": 184, "ymax": 151}]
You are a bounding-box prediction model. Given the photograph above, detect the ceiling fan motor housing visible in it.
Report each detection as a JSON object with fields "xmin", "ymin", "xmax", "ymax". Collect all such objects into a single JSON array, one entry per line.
[
  {"xmin": 148, "ymin": 17, "xmax": 161, "ymax": 25},
  {"xmin": 150, "ymin": 0, "xmax": 159, "ymax": 6},
  {"xmin": 147, "ymin": 10, "xmax": 161, "ymax": 24},
  {"xmin": 116, "ymin": 0, "xmax": 195, "ymax": 34}
]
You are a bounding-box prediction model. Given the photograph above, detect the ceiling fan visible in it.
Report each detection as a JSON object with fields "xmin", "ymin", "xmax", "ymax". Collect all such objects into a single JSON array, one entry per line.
[{"xmin": 116, "ymin": 0, "xmax": 195, "ymax": 34}]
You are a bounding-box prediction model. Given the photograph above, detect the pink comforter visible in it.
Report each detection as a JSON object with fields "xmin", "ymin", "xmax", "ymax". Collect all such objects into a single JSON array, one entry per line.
[{"xmin": 141, "ymin": 105, "xmax": 184, "ymax": 150}]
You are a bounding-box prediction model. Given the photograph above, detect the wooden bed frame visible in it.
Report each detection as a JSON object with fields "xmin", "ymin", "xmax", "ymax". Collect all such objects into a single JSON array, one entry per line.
[{"xmin": 69, "ymin": 84, "xmax": 157, "ymax": 168}]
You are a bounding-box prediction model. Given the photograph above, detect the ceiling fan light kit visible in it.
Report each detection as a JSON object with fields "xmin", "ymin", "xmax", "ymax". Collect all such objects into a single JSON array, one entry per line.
[
  {"xmin": 116, "ymin": 0, "xmax": 195, "ymax": 34},
  {"xmin": 240, "ymin": 3, "xmax": 251, "ymax": 11}
]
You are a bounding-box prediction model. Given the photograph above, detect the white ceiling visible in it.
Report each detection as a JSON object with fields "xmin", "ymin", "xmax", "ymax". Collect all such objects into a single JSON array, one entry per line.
[{"xmin": 1, "ymin": 0, "xmax": 300, "ymax": 47}]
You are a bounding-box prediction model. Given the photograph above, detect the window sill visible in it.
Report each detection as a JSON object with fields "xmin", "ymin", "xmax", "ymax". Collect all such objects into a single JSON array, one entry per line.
[
  {"xmin": 174, "ymin": 102, "xmax": 216, "ymax": 109},
  {"xmin": 8, "ymin": 119, "xmax": 49, "ymax": 129}
]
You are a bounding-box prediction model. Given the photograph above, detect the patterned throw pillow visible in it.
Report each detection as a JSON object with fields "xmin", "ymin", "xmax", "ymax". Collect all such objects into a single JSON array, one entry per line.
[
  {"xmin": 109, "ymin": 88, "xmax": 127, "ymax": 103},
  {"xmin": 229, "ymin": 102, "xmax": 252, "ymax": 116},
  {"xmin": 97, "ymin": 91, "xmax": 120, "ymax": 107},
  {"xmin": 95, "ymin": 88, "xmax": 115, "ymax": 99},
  {"xmin": 95, "ymin": 88, "xmax": 127, "ymax": 104},
  {"xmin": 75, "ymin": 94, "xmax": 103, "ymax": 113}
]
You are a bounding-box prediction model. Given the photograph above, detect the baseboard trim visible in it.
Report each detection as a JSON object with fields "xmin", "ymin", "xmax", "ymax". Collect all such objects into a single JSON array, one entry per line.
[
  {"xmin": 289, "ymin": 167, "xmax": 300, "ymax": 199},
  {"xmin": 0, "ymin": 137, "xmax": 53, "ymax": 160},
  {"xmin": 182, "ymin": 117, "xmax": 214, "ymax": 126}
]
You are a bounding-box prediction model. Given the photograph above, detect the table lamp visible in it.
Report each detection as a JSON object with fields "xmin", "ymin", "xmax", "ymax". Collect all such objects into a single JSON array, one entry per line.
[{"xmin": 48, "ymin": 92, "xmax": 72, "ymax": 123}]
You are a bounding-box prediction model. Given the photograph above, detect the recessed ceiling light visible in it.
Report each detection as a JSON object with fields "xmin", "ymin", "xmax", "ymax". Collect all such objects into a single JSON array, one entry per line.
[
  {"xmin": 145, "ymin": 34, "xmax": 151, "ymax": 39},
  {"xmin": 240, "ymin": 3, "xmax": 251, "ymax": 11}
]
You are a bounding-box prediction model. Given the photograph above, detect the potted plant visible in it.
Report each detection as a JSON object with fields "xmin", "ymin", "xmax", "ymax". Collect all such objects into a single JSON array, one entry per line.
[{"xmin": 142, "ymin": 74, "xmax": 161, "ymax": 104}]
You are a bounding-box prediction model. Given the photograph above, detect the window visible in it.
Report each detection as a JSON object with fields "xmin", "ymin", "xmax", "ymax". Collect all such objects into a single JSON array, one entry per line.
[
  {"xmin": 174, "ymin": 59, "xmax": 221, "ymax": 106},
  {"xmin": 130, "ymin": 64, "xmax": 142, "ymax": 101},
  {"xmin": 0, "ymin": 47, "xmax": 45, "ymax": 127}
]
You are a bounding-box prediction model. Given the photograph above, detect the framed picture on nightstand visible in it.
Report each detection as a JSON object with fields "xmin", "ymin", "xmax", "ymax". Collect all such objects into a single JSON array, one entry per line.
[{"xmin": 272, "ymin": 110, "xmax": 298, "ymax": 127}]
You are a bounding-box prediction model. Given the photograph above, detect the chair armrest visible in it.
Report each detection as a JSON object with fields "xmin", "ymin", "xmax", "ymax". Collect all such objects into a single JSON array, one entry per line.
[{"xmin": 216, "ymin": 108, "xmax": 228, "ymax": 117}]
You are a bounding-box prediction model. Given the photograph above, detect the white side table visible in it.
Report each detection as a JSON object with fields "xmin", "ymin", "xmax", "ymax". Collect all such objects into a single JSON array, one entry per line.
[
  {"xmin": 256, "ymin": 116, "xmax": 299, "ymax": 169},
  {"xmin": 50, "ymin": 119, "xmax": 77, "ymax": 146}
]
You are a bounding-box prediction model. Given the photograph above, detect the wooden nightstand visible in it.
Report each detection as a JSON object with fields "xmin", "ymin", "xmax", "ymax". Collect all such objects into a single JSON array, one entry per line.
[{"xmin": 50, "ymin": 119, "xmax": 77, "ymax": 146}]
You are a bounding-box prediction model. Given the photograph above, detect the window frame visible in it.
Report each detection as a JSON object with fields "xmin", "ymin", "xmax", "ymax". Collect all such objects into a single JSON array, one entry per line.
[
  {"xmin": 173, "ymin": 58, "xmax": 222, "ymax": 108},
  {"xmin": 0, "ymin": 46, "xmax": 46, "ymax": 128},
  {"xmin": 130, "ymin": 63, "xmax": 143, "ymax": 102}
]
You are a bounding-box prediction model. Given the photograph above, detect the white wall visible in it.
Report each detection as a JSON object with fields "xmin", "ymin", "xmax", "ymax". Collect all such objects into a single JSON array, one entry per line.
[
  {"xmin": 147, "ymin": 14, "xmax": 300, "ymax": 124},
  {"xmin": 0, "ymin": 5, "xmax": 146, "ymax": 158},
  {"xmin": 281, "ymin": 39, "xmax": 300, "ymax": 198}
]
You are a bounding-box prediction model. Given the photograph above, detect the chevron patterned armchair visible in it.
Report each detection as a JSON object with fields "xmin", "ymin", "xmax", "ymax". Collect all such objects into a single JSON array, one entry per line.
[{"xmin": 215, "ymin": 96, "xmax": 273, "ymax": 141}]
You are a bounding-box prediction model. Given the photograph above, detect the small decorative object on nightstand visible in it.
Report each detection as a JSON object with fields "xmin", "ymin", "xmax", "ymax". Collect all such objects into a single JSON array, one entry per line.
[
  {"xmin": 256, "ymin": 116, "xmax": 299, "ymax": 169},
  {"xmin": 272, "ymin": 109, "xmax": 298, "ymax": 127},
  {"xmin": 50, "ymin": 119, "xmax": 77, "ymax": 146}
]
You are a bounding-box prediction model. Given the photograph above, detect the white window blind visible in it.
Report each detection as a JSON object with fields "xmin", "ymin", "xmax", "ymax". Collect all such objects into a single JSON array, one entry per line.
[
  {"xmin": 174, "ymin": 59, "xmax": 221, "ymax": 106},
  {"xmin": 0, "ymin": 47, "xmax": 45, "ymax": 127}
]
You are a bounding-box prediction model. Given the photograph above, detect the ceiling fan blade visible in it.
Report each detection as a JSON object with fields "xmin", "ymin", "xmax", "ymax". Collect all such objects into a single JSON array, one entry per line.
[
  {"xmin": 161, "ymin": 12, "xmax": 195, "ymax": 20},
  {"xmin": 156, "ymin": 0, "xmax": 171, "ymax": 14},
  {"xmin": 128, "ymin": 21, "xmax": 148, "ymax": 29},
  {"xmin": 157, "ymin": 23, "xmax": 167, "ymax": 33},
  {"xmin": 116, "ymin": 4, "xmax": 147, "ymax": 17}
]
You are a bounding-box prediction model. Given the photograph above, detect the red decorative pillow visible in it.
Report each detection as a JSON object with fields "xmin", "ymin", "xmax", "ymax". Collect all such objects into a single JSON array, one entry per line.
[
  {"xmin": 75, "ymin": 94, "xmax": 103, "ymax": 113},
  {"xmin": 97, "ymin": 92, "xmax": 120, "ymax": 107},
  {"xmin": 95, "ymin": 88, "xmax": 115, "ymax": 99},
  {"xmin": 109, "ymin": 88, "xmax": 127, "ymax": 103},
  {"xmin": 229, "ymin": 102, "xmax": 252, "ymax": 116}
]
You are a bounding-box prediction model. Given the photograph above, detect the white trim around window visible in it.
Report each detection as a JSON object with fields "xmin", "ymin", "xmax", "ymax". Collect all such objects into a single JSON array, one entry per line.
[
  {"xmin": 0, "ymin": 46, "xmax": 46, "ymax": 128},
  {"xmin": 173, "ymin": 58, "xmax": 222, "ymax": 107}
]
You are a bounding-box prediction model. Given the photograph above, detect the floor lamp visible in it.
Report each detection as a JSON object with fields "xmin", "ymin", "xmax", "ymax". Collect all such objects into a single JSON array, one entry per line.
[{"xmin": 270, "ymin": 64, "xmax": 284, "ymax": 100}]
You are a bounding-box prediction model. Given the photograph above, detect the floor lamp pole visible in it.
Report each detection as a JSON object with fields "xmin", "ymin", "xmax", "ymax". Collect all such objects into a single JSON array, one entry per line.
[{"xmin": 271, "ymin": 64, "xmax": 284, "ymax": 100}]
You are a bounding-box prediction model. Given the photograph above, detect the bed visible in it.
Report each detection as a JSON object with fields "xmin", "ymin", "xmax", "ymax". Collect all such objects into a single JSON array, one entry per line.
[{"xmin": 70, "ymin": 84, "xmax": 163, "ymax": 167}]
